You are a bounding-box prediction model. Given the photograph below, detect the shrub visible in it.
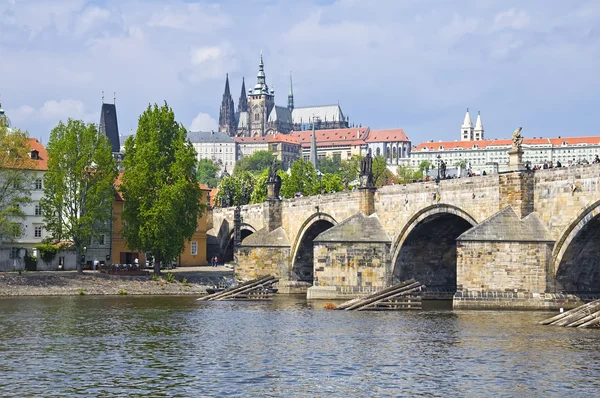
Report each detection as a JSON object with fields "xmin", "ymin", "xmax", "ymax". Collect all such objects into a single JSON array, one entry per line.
[
  {"xmin": 77, "ymin": 288, "xmax": 86, "ymax": 295},
  {"xmin": 35, "ymin": 244, "xmax": 59, "ymax": 264},
  {"xmin": 165, "ymin": 272, "xmax": 176, "ymax": 283},
  {"xmin": 118, "ymin": 289, "xmax": 127, "ymax": 295}
]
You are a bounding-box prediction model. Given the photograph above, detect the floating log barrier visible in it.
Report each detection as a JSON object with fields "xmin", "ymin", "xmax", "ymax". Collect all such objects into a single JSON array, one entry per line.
[
  {"xmin": 539, "ymin": 298, "xmax": 600, "ymax": 328},
  {"xmin": 197, "ymin": 276, "xmax": 278, "ymax": 301},
  {"xmin": 337, "ymin": 279, "xmax": 425, "ymax": 311}
]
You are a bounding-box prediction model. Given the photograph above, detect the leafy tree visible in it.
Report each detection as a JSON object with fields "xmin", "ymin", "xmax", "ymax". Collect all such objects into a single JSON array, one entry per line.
[
  {"xmin": 318, "ymin": 156, "xmax": 342, "ymax": 175},
  {"xmin": 454, "ymin": 159, "xmax": 468, "ymax": 168},
  {"xmin": 321, "ymin": 173, "xmax": 344, "ymax": 193},
  {"xmin": 0, "ymin": 118, "xmax": 32, "ymax": 244},
  {"xmin": 372, "ymin": 155, "xmax": 389, "ymax": 187},
  {"xmin": 418, "ymin": 160, "xmax": 432, "ymax": 175},
  {"xmin": 120, "ymin": 103, "xmax": 204, "ymax": 274},
  {"xmin": 250, "ymin": 168, "xmax": 269, "ymax": 204},
  {"xmin": 196, "ymin": 158, "xmax": 220, "ymax": 188},
  {"xmin": 41, "ymin": 119, "xmax": 117, "ymax": 273},
  {"xmin": 214, "ymin": 171, "xmax": 256, "ymax": 206},
  {"xmin": 280, "ymin": 159, "xmax": 317, "ymax": 198},
  {"xmin": 396, "ymin": 165, "xmax": 418, "ymax": 184},
  {"xmin": 234, "ymin": 150, "xmax": 280, "ymax": 174}
]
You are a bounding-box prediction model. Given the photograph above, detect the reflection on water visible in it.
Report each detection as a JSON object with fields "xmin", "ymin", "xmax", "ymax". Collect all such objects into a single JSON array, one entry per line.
[{"xmin": 0, "ymin": 295, "xmax": 599, "ymax": 397}]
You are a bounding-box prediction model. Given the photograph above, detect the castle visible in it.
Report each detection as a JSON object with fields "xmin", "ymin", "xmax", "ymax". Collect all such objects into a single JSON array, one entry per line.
[{"xmin": 218, "ymin": 53, "xmax": 349, "ymax": 137}]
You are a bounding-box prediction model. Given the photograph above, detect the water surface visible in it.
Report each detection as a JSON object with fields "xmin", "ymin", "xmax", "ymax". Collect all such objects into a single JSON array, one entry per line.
[{"xmin": 0, "ymin": 295, "xmax": 598, "ymax": 397}]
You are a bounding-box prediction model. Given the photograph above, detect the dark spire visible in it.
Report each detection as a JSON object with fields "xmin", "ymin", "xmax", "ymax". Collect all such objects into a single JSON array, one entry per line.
[
  {"xmin": 100, "ymin": 100, "xmax": 120, "ymax": 153},
  {"xmin": 218, "ymin": 73, "xmax": 236, "ymax": 136},
  {"xmin": 288, "ymin": 72, "xmax": 294, "ymax": 111},
  {"xmin": 237, "ymin": 77, "xmax": 248, "ymax": 113}
]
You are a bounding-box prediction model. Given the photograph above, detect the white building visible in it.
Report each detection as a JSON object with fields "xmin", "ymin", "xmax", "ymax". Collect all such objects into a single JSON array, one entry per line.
[
  {"xmin": 188, "ymin": 131, "xmax": 237, "ymax": 172},
  {"xmin": 364, "ymin": 128, "xmax": 412, "ymax": 165},
  {"xmin": 460, "ymin": 109, "xmax": 485, "ymax": 142},
  {"xmin": 411, "ymin": 136, "xmax": 600, "ymax": 173},
  {"xmin": 3, "ymin": 138, "xmax": 48, "ymax": 252}
]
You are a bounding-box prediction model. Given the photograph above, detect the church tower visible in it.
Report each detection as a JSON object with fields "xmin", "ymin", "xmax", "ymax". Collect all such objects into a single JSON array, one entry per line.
[
  {"xmin": 461, "ymin": 108, "xmax": 474, "ymax": 141},
  {"xmin": 288, "ymin": 72, "xmax": 294, "ymax": 111},
  {"xmin": 474, "ymin": 111, "xmax": 484, "ymax": 141},
  {"xmin": 248, "ymin": 52, "xmax": 275, "ymax": 137},
  {"xmin": 218, "ymin": 74, "xmax": 236, "ymax": 136},
  {"xmin": 237, "ymin": 77, "xmax": 248, "ymax": 114}
]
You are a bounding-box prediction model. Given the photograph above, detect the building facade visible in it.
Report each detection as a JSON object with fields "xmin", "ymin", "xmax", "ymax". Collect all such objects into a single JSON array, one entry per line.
[
  {"xmin": 293, "ymin": 127, "xmax": 369, "ymax": 162},
  {"xmin": 411, "ymin": 136, "xmax": 600, "ymax": 173},
  {"xmin": 364, "ymin": 129, "xmax": 412, "ymax": 165},
  {"xmin": 218, "ymin": 53, "xmax": 350, "ymax": 137},
  {"xmin": 235, "ymin": 134, "xmax": 301, "ymax": 170},
  {"xmin": 188, "ymin": 130, "xmax": 237, "ymax": 172}
]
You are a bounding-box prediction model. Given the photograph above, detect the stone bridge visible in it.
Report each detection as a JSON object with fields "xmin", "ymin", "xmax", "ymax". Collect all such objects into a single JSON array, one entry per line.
[{"xmin": 207, "ymin": 164, "xmax": 600, "ymax": 309}]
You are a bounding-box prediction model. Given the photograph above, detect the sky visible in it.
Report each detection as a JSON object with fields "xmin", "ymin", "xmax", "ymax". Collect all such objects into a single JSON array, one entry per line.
[{"xmin": 1, "ymin": 0, "xmax": 599, "ymax": 145}]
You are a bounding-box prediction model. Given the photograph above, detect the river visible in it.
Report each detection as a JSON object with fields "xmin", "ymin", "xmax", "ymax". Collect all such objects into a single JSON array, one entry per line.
[{"xmin": 0, "ymin": 295, "xmax": 599, "ymax": 397}]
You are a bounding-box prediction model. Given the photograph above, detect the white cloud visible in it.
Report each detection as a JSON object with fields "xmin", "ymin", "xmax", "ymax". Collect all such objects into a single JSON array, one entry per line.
[
  {"xmin": 439, "ymin": 13, "xmax": 479, "ymax": 42},
  {"xmin": 190, "ymin": 112, "xmax": 218, "ymax": 132},
  {"xmin": 147, "ymin": 3, "xmax": 230, "ymax": 33},
  {"xmin": 493, "ymin": 9, "xmax": 530, "ymax": 31},
  {"xmin": 184, "ymin": 44, "xmax": 238, "ymax": 82},
  {"xmin": 75, "ymin": 6, "xmax": 111, "ymax": 36},
  {"xmin": 8, "ymin": 100, "xmax": 97, "ymax": 126}
]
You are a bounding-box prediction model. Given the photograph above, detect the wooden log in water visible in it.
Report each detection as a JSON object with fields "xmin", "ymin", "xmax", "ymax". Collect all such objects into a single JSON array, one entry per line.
[
  {"xmin": 356, "ymin": 287, "xmax": 425, "ymax": 311},
  {"xmin": 215, "ymin": 278, "xmax": 278, "ymax": 301},
  {"xmin": 539, "ymin": 298, "xmax": 600, "ymax": 325},
  {"xmin": 569, "ymin": 309, "xmax": 600, "ymax": 327},
  {"xmin": 345, "ymin": 282, "xmax": 423, "ymax": 311},
  {"xmin": 577, "ymin": 315, "xmax": 600, "ymax": 328},
  {"xmin": 336, "ymin": 279, "xmax": 418, "ymax": 310},
  {"xmin": 551, "ymin": 301, "xmax": 600, "ymax": 327},
  {"xmin": 197, "ymin": 276, "xmax": 275, "ymax": 301}
]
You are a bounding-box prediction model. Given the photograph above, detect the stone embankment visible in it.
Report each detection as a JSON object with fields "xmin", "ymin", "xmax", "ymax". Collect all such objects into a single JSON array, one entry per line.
[{"xmin": 0, "ymin": 267, "xmax": 234, "ymax": 296}]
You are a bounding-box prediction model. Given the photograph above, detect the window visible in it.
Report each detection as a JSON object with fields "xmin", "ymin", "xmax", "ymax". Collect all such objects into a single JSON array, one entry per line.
[
  {"xmin": 35, "ymin": 204, "xmax": 42, "ymax": 216},
  {"xmin": 10, "ymin": 223, "xmax": 22, "ymax": 238},
  {"xmin": 35, "ymin": 179, "xmax": 43, "ymax": 190},
  {"xmin": 191, "ymin": 241, "xmax": 198, "ymax": 256},
  {"xmin": 10, "ymin": 247, "xmax": 20, "ymax": 259},
  {"xmin": 34, "ymin": 226, "xmax": 42, "ymax": 238},
  {"xmin": 98, "ymin": 234, "xmax": 105, "ymax": 246},
  {"xmin": 255, "ymin": 113, "xmax": 260, "ymax": 121}
]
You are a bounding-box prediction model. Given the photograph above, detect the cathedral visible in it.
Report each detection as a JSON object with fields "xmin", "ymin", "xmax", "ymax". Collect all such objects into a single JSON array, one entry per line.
[{"xmin": 218, "ymin": 53, "xmax": 349, "ymax": 137}]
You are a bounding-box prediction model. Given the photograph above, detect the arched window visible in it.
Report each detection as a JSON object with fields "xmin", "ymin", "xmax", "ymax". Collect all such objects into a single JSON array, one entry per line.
[
  {"xmin": 255, "ymin": 113, "xmax": 260, "ymax": 121},
  {"xmin": 393, "ymin": 146, "xmax": 397, "ymax": 159},
  {"xmin": 376, "ymin": 147, "xmax": 381, "ymax": 157}
]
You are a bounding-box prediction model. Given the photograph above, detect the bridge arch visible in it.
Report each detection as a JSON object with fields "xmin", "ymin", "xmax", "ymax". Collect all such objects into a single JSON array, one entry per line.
[
  {"xmin": 290, "ymin": 212, "xmax": 338, "ymax": 284},
  {"xmin": 552, "ymin": 199, "xmax": 600, "ymax": 293},
  {"xmin": 222, "ymin": 223, "xmax": 257, "ymax": 263},
  {"xmin": 390, "ymin": 204, "xmax": 477, "ymax": 295}
]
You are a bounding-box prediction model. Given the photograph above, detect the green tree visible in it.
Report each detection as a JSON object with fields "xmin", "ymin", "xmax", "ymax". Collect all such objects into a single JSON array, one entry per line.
[
  {"xmin": 280, "ymin": 159, "xmax": 317, "ymax": 198},
  {"xmin": 41, "ymin": 119, "xmax": 117, "ymax": 273},
  {"xmin": 454, "ymin": 159, "xmax": 468, "ymax": 168},
  {"xmin": 418, "ymin": 160, "xmax": 432, "ymax": 178},
  {"xmin": 372, "ymin": 155, "xmax": 389, "ymax": 187},
  {"xmin": 396, "ymin": 165, "xmax": 417, "ymax": 184},
  {"xmin": 249, "ymin": 168, "xmax": 269, "ymax": 204},
  {"xmin": 120, "ymin": 103, "xmax": 204, "ymax": 274},
  {"xmin": 234, "ymin": 150, "xmax": 280, "ymax": 174},
  {"xmin": 196, "ymin": 158, "xmax": 220, "ymax": 188},
  {"xmin": 318, "ymin": 156, "xmax": 342, "ymax": 175},
  {"xmin": 214, "ymin": 171, "xmax": 256, "ymax": 206},
  {"xmin": 0, "ymin": 118, "xmax": 32, "ymax": 244},
  {"xmin": 321, "ymin": 173, "xmax": 344, "ymax": 193}
]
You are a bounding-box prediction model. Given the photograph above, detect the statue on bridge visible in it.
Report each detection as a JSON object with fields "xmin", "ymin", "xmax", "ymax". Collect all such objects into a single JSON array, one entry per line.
[
  {"xmin": 439, "ymin": 160, "xmax": 447, "ymax": 180},
  {"xmin": 512, "ymin": 127, "xmax": 523, "ymax": 150},
  {"xmin": 267, "ymin": 159, "xmax": 282, "ymax": 199},
  {"xmin": 359, "ymin": 152, "xmax": 375, "ymax": 188}
]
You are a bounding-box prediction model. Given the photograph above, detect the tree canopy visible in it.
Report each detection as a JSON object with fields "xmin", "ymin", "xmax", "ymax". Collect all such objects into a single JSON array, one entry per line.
[
  {"xmin": 234, "ymin": 150, "xmax": 280, "ymax": 174},
  {"xmin": 196, "ymin": 158, "xmax": 220, "ymax": 188},
  {"xmin": 120, "ymin": 102, "xmax": 204, "ymax": 273},
  {"xmin": 41, "ymin": 119, "xmax": 118, "ymax": 273},
  {"xmin": 0, "ymin": 118, "xmax": 33, "ymax": 244}
]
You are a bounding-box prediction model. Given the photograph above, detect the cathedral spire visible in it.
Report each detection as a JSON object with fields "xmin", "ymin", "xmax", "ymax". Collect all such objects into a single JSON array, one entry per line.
[
  {"xmin": 237, "ymin": 77, "xmax": 248, "ymax": 113},
  {"xmin": 218, "ymin": 73, "xmax": 236, "ymax": 136},
  {"xmin": 253, "ymin": 51, "xmax": 270, "ymax": 95},
  {"xmin": 288, "ymin": 72, "xmax": 294, "ymax": 111},
  {"xmin": 474, "ymin": 111, "xmax": 484, "ymax": 141}
]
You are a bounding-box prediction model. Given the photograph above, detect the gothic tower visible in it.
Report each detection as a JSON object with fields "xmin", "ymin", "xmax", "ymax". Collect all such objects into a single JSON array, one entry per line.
[
  {"xmin": 237, "ymin": 77, "xmax": 248, "ymax": 114},
  {"xmin": 248, "ymin": 52, "xmax": 275, "ymax": 137},
  {"xmin": 288, "ymin": 72, "xmax": 294, "ymax": 111},
  {"xmin": 218, "ymin": 74, "xmax": 236, "ymax": 136},
  {"xmin": 461, "ymin": 108, "xmax": 474, "ymax": 141},
  {"xmin": 474, "ymin": 111, "xmax": 484, "ymax": 141}
]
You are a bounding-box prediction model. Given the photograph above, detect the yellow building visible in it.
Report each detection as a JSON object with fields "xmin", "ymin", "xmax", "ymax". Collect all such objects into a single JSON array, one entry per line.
[{"xmin": 111, "ymin": 177, "xmax": 209, "ymax": 267}]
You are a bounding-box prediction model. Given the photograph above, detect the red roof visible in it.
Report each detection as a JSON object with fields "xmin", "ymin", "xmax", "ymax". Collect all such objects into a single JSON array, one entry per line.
[
  {"xmin": 365, "ymin": 128, "xmax": 410, "ymax": 143},
  {"xmin": 291, "ymin": 127, "xmax": 369, "ymax": 148},
  {"xmin": 5, "ymin": 138, "xmax": 48, "ymax": 171},
  {"xmin": 235, "ymin": 134, "xmax": 300, "ymax": 145},
  {"xmin": 414, "ymin": 136, "xmax": 600, "ymax": 151}
]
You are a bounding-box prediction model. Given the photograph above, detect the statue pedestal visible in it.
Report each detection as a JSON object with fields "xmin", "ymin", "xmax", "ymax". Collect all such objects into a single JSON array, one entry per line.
[{"xmin": 508, "ymin": 148, "xmax": 526, "ymax": 172}]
